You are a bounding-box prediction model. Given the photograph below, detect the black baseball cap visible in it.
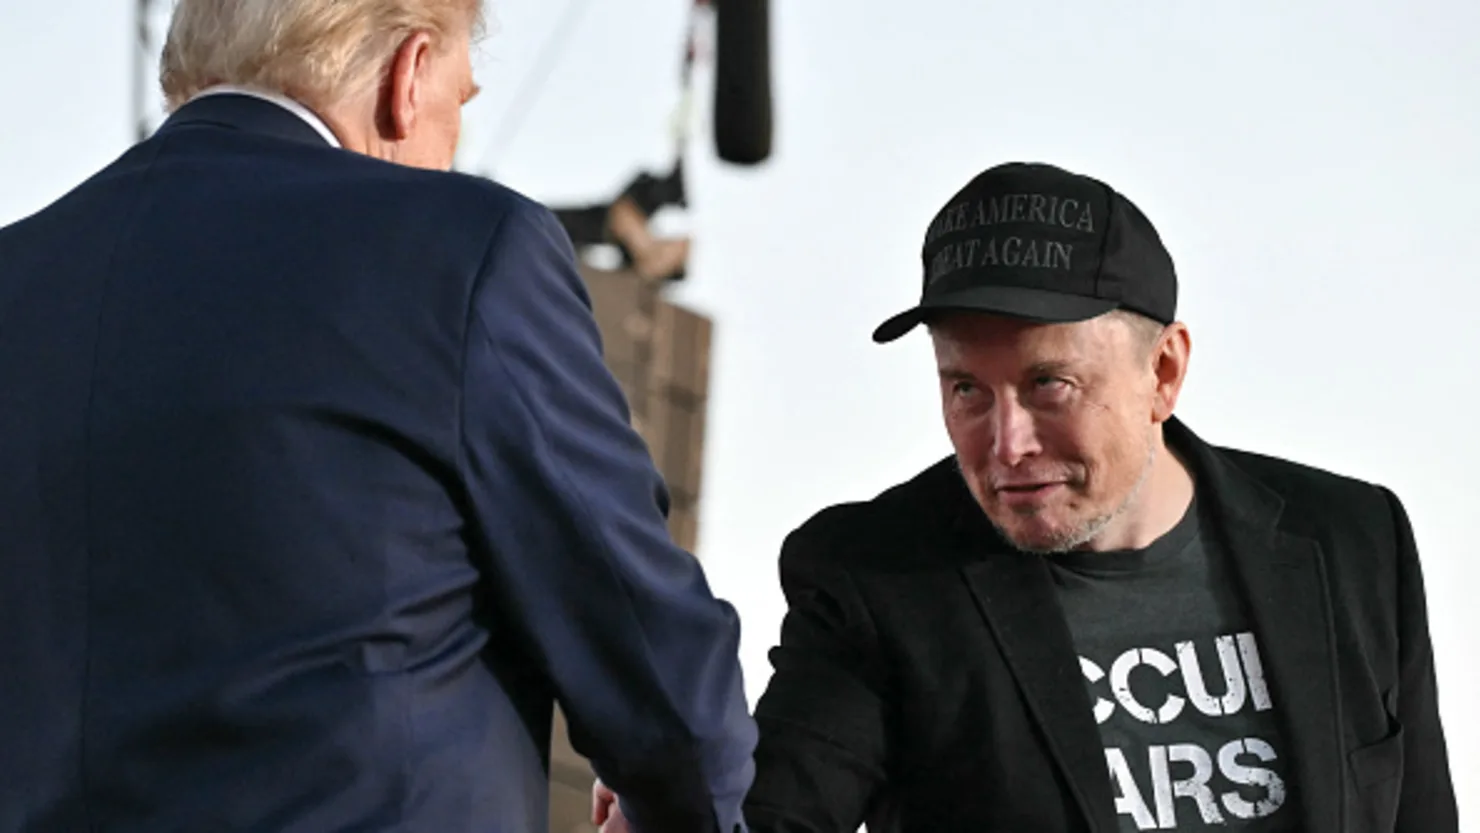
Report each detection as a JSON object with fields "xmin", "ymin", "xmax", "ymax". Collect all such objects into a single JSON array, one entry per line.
[{"xmin": 872, "ymin": 162, "xmax": 1178, "ymax": 343}]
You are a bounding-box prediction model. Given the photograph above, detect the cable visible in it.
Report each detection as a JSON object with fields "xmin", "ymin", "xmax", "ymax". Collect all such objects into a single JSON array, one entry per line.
[
  {"xmin": 469, "ymin": 0, "xmax": 596, "ymax": 175},
  {"xmin": 668, "ymin": 0, "xmax": 711, "ymax": 159}
]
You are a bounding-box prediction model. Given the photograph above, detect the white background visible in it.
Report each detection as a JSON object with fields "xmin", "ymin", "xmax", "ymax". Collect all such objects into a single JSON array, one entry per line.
[{"xmin": 2, "ymin": 0, "xmax": 1475, "ymax": 818}]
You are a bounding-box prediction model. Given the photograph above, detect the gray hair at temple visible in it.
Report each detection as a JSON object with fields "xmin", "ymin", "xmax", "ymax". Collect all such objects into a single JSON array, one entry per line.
[{"xmin": 159, "ymin": 0, "xmax": 486, "ymax": 112}]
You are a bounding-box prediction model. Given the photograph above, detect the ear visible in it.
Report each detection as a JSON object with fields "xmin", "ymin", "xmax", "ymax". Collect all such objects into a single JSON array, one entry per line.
[
  {"xmin": 1150, "ymin": 322, "xmax": 1191, "ymax": 423},
  {"xmin": 381, "ymin": 31, "xmax": 437, "ymax": 141}
]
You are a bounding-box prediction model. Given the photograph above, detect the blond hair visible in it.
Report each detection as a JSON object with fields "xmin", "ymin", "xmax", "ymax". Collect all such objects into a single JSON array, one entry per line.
[{"xmin": 159, "ymin": 0, "xmax": 484, "ymax": 111}]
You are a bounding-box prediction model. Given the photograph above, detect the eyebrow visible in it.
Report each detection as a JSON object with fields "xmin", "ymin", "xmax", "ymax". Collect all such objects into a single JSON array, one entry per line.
[
  {"xmin": 936, "ymin": 360, "xmax": 1080, "ymax": 384},
  {"xmin": 1027, "ymin": 360, "xmax": 1076, "ymax": 377}
]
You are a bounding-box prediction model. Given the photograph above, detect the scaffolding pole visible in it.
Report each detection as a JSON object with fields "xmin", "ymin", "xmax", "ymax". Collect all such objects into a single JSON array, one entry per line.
[{"xmin": 134, "ymin": 0, "xmax": 169, "ymax": 142}]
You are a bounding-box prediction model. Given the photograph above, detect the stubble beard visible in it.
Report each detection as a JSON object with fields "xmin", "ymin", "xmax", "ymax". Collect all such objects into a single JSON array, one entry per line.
[{"xmin": 985, "ymin": 440, "xmax": 1158, "ymax": 555}]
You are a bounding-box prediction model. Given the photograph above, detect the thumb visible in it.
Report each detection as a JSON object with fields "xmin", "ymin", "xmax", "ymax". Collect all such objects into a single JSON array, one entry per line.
[{"xmin": 591, "ymin": 779, "xmax": 616, "ymax": 825}]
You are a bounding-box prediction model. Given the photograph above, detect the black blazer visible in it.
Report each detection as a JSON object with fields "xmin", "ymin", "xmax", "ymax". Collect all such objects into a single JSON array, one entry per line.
[{"xmin": 744, "ymin": 418, "xmax": 1456, "ymax": 832}]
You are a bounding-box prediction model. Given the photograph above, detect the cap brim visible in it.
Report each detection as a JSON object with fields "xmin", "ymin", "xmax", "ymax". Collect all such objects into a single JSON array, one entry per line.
[{"xmin": 871, "ymin": 285, "xmax": 1119, "ymax": 343}]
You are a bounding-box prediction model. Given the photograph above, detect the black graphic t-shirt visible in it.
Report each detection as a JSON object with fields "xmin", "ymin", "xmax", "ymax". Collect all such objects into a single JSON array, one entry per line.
[{"xmin": 1046, "ymin": 500, "xmax": 1297, "ymax": 831}]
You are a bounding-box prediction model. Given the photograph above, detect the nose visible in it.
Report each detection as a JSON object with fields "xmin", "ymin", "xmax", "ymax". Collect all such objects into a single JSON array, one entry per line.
[{"xmin": 992, "ymin": 397, "xmax": 1042, "ymax": 467}]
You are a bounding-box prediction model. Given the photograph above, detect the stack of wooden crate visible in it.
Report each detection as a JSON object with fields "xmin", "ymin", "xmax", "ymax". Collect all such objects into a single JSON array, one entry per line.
[{"xmin": 582, "ymin": 264, "xmax": 713, "ymax": 553}]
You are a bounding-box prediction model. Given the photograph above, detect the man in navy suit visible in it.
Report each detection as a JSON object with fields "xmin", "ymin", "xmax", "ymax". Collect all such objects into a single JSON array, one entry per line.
[{"xmin": 0, "ymin": 1, "xmax": 755, "ymax": 831}]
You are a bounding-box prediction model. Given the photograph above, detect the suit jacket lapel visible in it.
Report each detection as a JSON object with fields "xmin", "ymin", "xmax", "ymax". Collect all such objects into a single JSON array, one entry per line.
[
  {"xmin": 961, "ymin": 554, "xmax": 1121, "ymax": 831},
  {"xmin": 1172, "ymin": 419, "xmax": 1343, "ymax": 832},
  {"xmin": 949, "ymin": 479, "xmax": 1120, "ymax": 832}
]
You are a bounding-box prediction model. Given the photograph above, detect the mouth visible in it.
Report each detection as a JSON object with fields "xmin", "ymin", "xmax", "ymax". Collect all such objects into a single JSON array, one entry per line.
[{"xmin": 994, "ymin": 482, "xmax": 1067, "ymax": 504}]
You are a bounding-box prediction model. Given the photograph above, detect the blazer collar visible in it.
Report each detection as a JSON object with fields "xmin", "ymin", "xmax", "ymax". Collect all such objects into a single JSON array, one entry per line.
[
  {"xmin": 1168, "ymin": 418, "xmax": 1344, "ymax": 831},
  {"xmin": 952, "ymin": 416, "xmax": 1342, "ymax": 832},
  {"xmin": 158, "ymin": 92, "xmax": 337, "ymax": 149}
]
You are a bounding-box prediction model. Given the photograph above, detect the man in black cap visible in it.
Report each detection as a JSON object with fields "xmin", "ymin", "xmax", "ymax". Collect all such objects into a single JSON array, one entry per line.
[{"xmin": 738, "ymin": 163, "xmax": 1459, "ymax": 832}]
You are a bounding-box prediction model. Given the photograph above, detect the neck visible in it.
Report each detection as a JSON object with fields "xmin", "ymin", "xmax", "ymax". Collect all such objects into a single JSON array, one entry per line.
[
  {"xmin": 316, "ymin": 89, "xmax": 403, "ymax": 161},
  {"xmin": 317, "ymin": 104, "xmax": 373, "ymax": 157}
]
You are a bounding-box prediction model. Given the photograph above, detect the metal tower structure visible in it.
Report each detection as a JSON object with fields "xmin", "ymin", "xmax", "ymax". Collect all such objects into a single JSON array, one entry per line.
[{"xmin": 134, "ymin": 0, "xmax": 172, "ymax": 142}]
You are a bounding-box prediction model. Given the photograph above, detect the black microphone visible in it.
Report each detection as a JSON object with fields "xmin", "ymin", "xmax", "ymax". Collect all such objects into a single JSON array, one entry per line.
[{"xmin": 712, "ymin": 0, "xmax": 773, "ymax": 165}]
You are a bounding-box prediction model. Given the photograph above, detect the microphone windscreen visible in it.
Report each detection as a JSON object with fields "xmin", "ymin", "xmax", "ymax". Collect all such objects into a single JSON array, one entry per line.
[{"xmin": 713, "ymin": 0, "xmax": 773, "ymax": 165}]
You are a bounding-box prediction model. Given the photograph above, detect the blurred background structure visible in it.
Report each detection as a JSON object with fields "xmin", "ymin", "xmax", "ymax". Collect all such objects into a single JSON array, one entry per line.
[{"xmin": 6, "ymin": 0, "xmax": 1479, "ymax": 827}]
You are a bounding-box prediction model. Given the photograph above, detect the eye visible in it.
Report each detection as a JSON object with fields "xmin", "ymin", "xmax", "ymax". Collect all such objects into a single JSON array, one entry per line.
[
  {"xmin": 1030, "ymin": 376, "xmax": 1074, "ymax": 404},
  {"xmin": 952, "ymin": 380, "xmax": 979, "ymax": 397}
]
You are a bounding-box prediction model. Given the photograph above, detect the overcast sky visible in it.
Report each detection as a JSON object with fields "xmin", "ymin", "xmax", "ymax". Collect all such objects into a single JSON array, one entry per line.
[{"xmin": 3, "ymin": 0, "xmax": 1477, "ymax": 812}]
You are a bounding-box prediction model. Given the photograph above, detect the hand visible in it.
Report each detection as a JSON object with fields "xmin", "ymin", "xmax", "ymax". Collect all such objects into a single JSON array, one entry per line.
[{"xmin": 591, "ymin": 778, "xmax": 632, "ymax": 833}]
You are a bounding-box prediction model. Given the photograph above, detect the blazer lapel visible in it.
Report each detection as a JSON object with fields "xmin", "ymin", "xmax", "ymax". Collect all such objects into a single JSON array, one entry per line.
[
  {"xmin": 1174, "ymin": 420, "xmax": 1343, "ymax": 832},
  {"xmin": 952, "ymin": 495, "xmax": 1120, "ymax": 831}
]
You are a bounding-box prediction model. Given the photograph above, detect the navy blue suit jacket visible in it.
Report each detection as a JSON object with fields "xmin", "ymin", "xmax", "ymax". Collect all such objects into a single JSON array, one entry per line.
[{"xmin": 0, "ymin": 94, "xmax": 755, "ymax": 833}]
